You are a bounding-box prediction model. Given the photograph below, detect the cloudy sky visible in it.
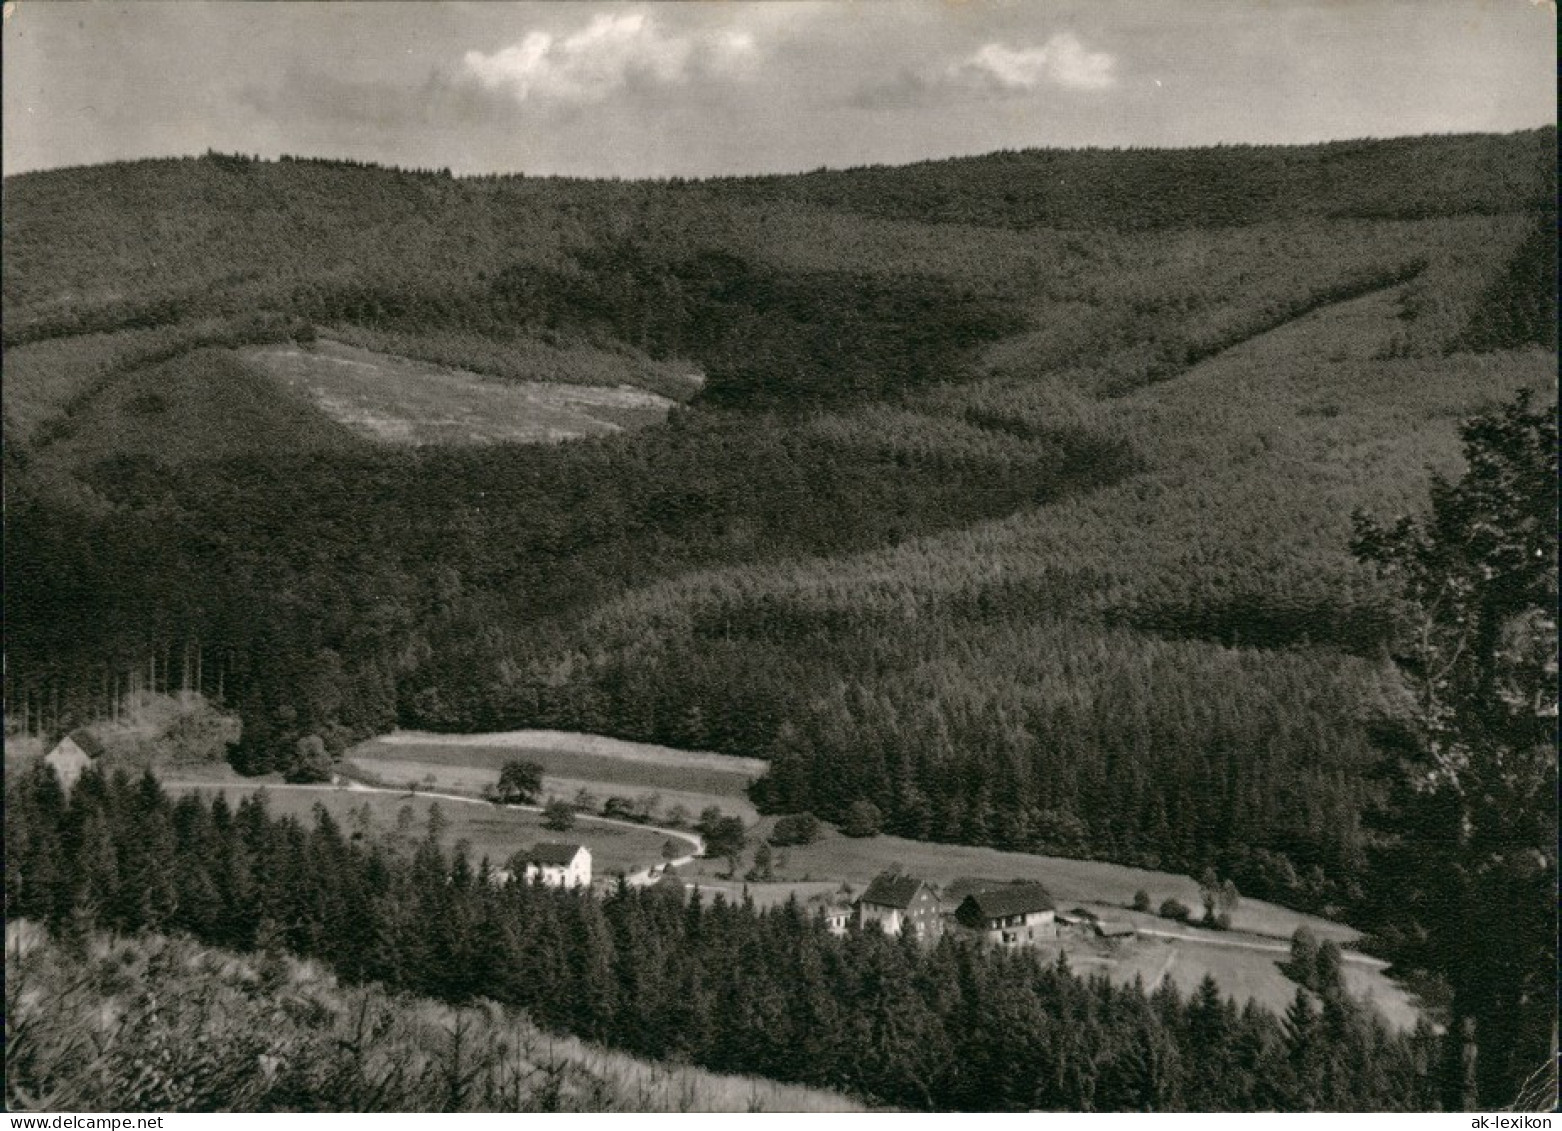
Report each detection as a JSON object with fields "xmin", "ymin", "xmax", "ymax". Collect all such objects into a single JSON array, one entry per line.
[{"xmin": 3, "ymin": 1, "xmax": 1555, "ymax": 178}]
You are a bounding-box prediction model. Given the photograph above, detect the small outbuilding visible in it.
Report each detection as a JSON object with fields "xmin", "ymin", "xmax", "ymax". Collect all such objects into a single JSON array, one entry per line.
[
  {"xmin": 823, "ymin": 897, "xmax": 854, "ymax": 936},
  {"xmin": 1093, "ymin": 919, "xmax": 1137, "ymax": 940}
]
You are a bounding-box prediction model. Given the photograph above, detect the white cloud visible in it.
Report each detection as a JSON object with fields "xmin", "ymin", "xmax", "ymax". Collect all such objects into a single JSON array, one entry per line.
[
  {"xmin": 953, "ymin": 33, "xmax": 1117, "ymax": 93},
  {"xmin": 462, "ymin": 12, "xmax": 757, "ymax": 105}
]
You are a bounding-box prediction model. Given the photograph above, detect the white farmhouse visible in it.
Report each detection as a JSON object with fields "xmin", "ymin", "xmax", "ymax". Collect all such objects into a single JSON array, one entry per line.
[{"xmin": 521, "ymin": 843, "xmax": 592, "ymax": 889}]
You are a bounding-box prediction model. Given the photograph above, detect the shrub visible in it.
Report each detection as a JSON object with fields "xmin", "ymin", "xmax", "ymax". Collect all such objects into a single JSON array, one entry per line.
[
  {"xmin": 542, "ymin": 798, "xmax": 576, "ymax": 832},
  {"xmin": 1158, "ymin": 898, "xmax": 1191, "ymax": 923},
  {"xmin": 770, "ymin": 813, "xmax": 821, "ymax": 847},
  {"xmin": 1314, "ymin": 939, "xmax": 1345, "ymax": 995},
  {"xmin": 839, "ymin": 800, "xmax": 883, "ymax": 839},
  {"xmin": 496, "ymin": 760, "xmax": 543, "ymax": 806},
  {"xmin": 697, "ymin": 812, "xmax": 747, "ymax": 860},
  {"xmin": 1132, "ymin": 889, "xmax": 1151, "ymax": 913},
  {"xmin": 1287, "ymin": 926, "xmax": 1320, "ymax": 987},
  {"xmin": 284, "ymin": 735, "xmax": 332, "ymax": 784}
]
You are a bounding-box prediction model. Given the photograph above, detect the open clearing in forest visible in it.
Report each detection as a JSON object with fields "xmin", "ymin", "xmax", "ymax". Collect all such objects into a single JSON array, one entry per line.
[
  {"xmin": 714, "ymin": 822, "xmax": 1359, "ymax": 941},
  {"xmin": 348, "ymin": 730, "xmax": 763, "ymax": 823},
  {"xmin": 242, "ymin": 339, "xmax": 677, "ymax": 446},
  {"xmin": 169, "ymin": 782, "xmax": 675, "ymax": 876},
  {"xmin": 674, "ymin": 823, "xmax": 1422, "ymax": 1030},
  {"xmin": 176, "ymin": 731, "xmax": 1420, "ymax": 1029}
]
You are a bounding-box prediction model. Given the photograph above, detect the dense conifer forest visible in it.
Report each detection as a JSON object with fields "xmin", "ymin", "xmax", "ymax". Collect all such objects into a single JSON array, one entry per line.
[{"xmin": 4, "ymin": 130, "xmax": 1557, "ymax": 1109}]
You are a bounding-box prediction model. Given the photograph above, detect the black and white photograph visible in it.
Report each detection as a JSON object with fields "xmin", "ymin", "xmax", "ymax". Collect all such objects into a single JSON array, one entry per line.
[{"xmin": 3, "ymin": 0, "xmax": 1556, "ymax": 1116}]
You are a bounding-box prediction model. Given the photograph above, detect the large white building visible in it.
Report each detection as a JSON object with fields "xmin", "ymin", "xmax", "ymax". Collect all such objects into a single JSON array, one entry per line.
[
  {"xmin": 854, "ymin": 872, "xmax": 942, "ymax": 939},
  {"xmin": 521, "ymin": 843, "xmax": 592, "ymax": 889}
]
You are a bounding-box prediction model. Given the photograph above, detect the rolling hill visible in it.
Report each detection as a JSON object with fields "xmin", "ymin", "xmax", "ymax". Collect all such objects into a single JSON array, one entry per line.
[{"xmin": 4, "ymin": 129, "xmax": 1555, "ymax": 924}]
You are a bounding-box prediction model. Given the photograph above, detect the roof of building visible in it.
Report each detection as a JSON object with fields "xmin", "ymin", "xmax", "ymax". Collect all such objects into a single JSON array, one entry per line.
[
  {"xmin": 1094, "ymin": 919, "xmax": 1137, "ymax": 938},
  {"xmin": 959, "ymin": 883, "xmax": 1056, "ymax": 920},
  {"xmin": 857, "ymin": 872, "xmax": 931, "ymax": 909},
  {"xmin": 940, "ymin": 876, "xmax": 1011, "ymax": 905},
  {"xmin": 526, "ymin": 842, "xmax": 586, "ymax": 866},
  {"xmin": 52, "ymin": 730, "xmax": 106, "ymax": 760}
]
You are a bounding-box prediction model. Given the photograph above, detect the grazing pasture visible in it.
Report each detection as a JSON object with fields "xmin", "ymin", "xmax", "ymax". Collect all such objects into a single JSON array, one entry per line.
[
  {"xmin": 169, "ymin": 782, "xmax": 673, "ymax": 876},
  {"xmin": 242, "ymin": 339, "xmax": 677, "ymax": 446},
  {"xmin": 349, "ymin": 730, "xmax": 763, "ymax": 823},
  {"xmin": 1034, "ymin": 932, "xmax": 1420, "ymax": 1029}
]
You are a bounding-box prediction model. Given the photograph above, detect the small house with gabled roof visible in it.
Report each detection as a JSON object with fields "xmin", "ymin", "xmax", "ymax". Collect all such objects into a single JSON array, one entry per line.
[
  {"xmin": 954, "ymin": 882, "xmax": 1057, "ymax": 946},
  {"xmin": 521, "ymin": 842, "xmax": 591, "ymax": 889},
  {"xmin": 855, "ymin": 871, "xmax": 941, "ymax": 939},
  {"xmin": 44, "ymin": 730, "xmax": 105, "ymax": 791}
]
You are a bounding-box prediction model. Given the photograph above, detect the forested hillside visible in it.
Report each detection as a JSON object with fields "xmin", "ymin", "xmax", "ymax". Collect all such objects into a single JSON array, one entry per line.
[{"xmin": 5, "ymin": 130, "xmax": 1556, "ymax": 929}]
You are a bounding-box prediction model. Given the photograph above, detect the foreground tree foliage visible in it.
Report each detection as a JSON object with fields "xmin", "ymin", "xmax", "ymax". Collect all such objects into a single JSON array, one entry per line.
[
  {"xmin": 4, "ymin": 922, "xmax": 869, "ymax": 1113},
  {"xmin": 1352, "ymin": 392, "xmax": 1558, "ymax": 1109},
  {"xmin": 5, "ymin": 768, "xmax": 1442, "ymax": 1112}
]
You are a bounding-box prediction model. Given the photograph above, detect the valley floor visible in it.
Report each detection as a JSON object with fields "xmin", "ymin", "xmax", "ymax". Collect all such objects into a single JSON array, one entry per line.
[{"xmin": 166, "ymin": 725, "xmax": 1424, "ymax": 1032}]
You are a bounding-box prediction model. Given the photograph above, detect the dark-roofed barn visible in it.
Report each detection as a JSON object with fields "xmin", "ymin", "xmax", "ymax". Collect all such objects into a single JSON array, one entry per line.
[{"xmin": 954, "ymin": 883, "xmax": 1057, "ymax": 946}]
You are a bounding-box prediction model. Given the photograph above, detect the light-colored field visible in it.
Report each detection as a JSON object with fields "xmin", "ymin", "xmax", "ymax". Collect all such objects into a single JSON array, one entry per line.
[
  {"xmin": 1038, "ymin": 930, "xmax": 1419, "ymax": 1031},
  {"xmin": 324, "ymin": 324, "xmax": 706, "ymax": 402},
  {"xmin": 242, "ymin": 340, "xmax": 677, "ymax": 446},
  {"xmin": 350, "ymin": 730, "xmax": 763, "ymax": 823},
  {"xmin": 170, "ymin": 782, "xmax": 674, "ymax": 876}
]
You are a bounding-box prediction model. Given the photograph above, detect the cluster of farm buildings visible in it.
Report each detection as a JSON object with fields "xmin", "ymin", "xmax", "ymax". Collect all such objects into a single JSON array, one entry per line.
[
  {"xmin": 509, "ymin": 846, "xmax": 1133, "ymax": 950},
  {"xmin": 822, "ymin": 872, "xmax": 1137, "ymax": 948}
]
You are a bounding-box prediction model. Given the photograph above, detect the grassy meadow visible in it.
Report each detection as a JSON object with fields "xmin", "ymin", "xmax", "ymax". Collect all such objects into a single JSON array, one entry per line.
[
  {"xmin": 168, "ymin": 782, "xmax": 674, "ymax": 876},
  {"xmin": 348, "ymin": 730, "xmax": 763, "ymax": 823}
]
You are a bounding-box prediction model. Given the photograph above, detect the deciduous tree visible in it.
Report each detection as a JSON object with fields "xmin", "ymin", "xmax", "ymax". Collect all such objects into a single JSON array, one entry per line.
[{"xmin": 495, "ymin": 760, "xmax": 543, "ymax": 806}]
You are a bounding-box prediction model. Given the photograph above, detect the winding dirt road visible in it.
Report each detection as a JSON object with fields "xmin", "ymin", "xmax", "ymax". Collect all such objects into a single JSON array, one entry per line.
[{"xmin": 162, "ymin": 778, "xmax": 705, "ymax": 884}]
